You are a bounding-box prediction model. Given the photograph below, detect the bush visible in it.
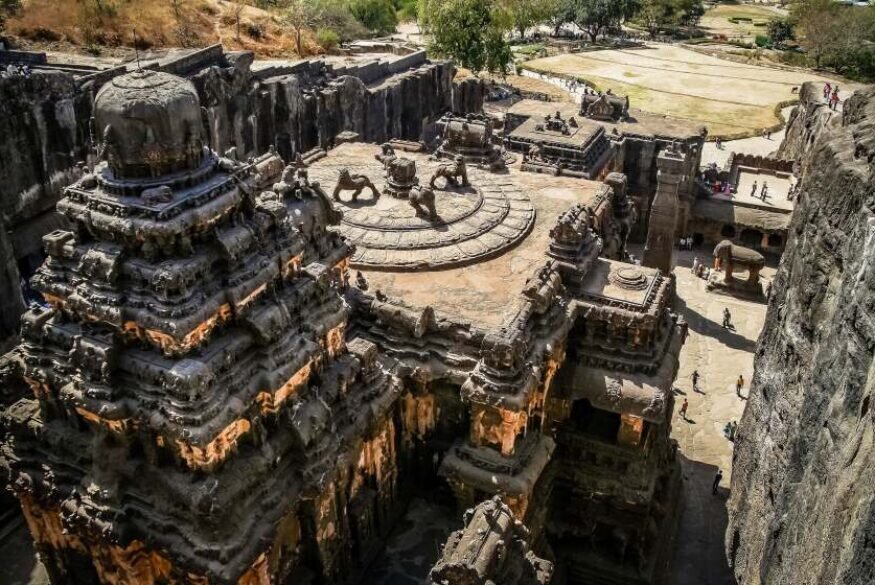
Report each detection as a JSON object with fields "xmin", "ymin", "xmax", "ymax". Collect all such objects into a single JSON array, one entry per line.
[
  {"xmin": 316, "ymin": 26, "xmax": 340, "ymax": 49},
  {"xmin": 755, "ymin": 34, "xmax": 770, "ymax": 48},
  {"xmin": 348, "ymin": 0, "xmax": 397, "ymax": 35},
  {"xmin": 245, "ymin": 21, "xmax": 265, "ymax": 39}
]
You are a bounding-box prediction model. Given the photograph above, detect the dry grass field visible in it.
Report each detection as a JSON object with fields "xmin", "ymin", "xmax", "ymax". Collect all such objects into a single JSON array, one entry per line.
[{"xmin": 523, "ymin": 44, "xmax": 842, "ymax": 138}]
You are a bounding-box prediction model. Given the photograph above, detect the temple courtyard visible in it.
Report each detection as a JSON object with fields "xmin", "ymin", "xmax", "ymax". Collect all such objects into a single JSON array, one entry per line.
[{"xmin": 665, "ymin": 247, "xmax": 775, "ymax": 585}]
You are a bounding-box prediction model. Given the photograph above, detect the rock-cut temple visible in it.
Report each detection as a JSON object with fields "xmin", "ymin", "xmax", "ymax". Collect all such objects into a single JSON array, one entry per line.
[{"xmin": 1, "ymin": 63, "xmax": 691, "ymax": 585}]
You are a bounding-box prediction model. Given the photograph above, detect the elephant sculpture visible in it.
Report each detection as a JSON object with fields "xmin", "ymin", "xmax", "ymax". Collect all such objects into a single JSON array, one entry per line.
[{"xmin": 713, "ymin": 239, "xmax": 765, "ymax": 284}]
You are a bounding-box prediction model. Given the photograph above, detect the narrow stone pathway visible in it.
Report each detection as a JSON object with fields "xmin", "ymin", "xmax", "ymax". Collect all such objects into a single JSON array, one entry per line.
[{"xmin": 664, "ymin": 248, "xmax": 775, "ymax": 585}]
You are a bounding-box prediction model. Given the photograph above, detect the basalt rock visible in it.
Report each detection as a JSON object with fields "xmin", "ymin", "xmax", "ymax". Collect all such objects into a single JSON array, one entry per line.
[{"xmin": 726, "ymin": 82, "xmax": 875, "ymax": 585}]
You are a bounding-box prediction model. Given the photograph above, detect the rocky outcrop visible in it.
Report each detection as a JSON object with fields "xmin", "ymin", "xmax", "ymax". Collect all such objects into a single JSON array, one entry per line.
[
  {"xmin": 778, "ymin": 82, "xmax": 839, "ymax": 161},
  {"xmin": 727, "ymin": 83, "xmax": 875, "ymax": 585}
]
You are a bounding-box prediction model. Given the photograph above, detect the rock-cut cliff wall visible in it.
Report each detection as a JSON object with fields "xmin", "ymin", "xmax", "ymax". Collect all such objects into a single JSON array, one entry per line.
[{"xmin": 727, "ymin": 81, "xmax": 875, "ymax": 585}]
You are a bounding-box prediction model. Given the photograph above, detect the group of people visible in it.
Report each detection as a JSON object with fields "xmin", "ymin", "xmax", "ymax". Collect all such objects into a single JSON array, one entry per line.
[
  {"xmin": 563, "ymin": 77, "xmax": 582, "ymax": 94},
  {"xmin": 749, "ymin": 179, "xmax": 769, "ymax": 200},
  {"xmin": 2, "ymin": 64, "xmax": 32, "ymax": 79},
  {"xmin": 691, "ymin": 256, "xmax": 711, "ymax": 280},
  {"xmin": 824, "ymin": 82, "xmax": 841, "ymax": 111},
  {"xmin": 678, "ymin": 235, "xmax": 695, "ymax": 250}
]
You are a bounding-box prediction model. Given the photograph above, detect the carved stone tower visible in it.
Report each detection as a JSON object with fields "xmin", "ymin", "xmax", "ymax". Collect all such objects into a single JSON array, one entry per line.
[
  {"xmin": 0, "ymin": 69, "xmax": 391, "ymax": 584},
  {"xmin": 642, "ymin": 146, "xmax": 685, "ymax": 274}
]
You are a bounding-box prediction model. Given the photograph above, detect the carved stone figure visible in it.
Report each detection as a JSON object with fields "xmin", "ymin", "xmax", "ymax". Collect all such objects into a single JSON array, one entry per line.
[
  {"xmin": 384, "ymin": 157, "xmax": 418, "ymax": 197},
  {"xmin": 713, "ymin": 239, "xmax": 765, "ymax": 283},
  {"xmin": 141, "ymin": 185, "xmax": 173, "ymax": 205},
  {"xmin": 429, "ymin": 156, "xmax": 469, "ymax": 189},
  {"xmin": 408, "ymin": 185, "xmax": 437, "ymax": 219},
  {"xmin": 333, "ymin": 168, "xmax": 379, "ymax": 202}
]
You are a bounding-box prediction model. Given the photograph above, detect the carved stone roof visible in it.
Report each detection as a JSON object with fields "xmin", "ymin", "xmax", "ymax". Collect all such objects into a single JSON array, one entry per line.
[{"xmin": 94, "ymin": 70, "xmax": 205, "ymax": 179}]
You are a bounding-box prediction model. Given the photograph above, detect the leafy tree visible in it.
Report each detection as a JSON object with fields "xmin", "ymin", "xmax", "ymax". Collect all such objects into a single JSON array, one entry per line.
[
  {"xmin": 571, "ymin": 0, "xmax": 622, "ymax": 42},
  {"xmin": 546, "ymin": 0, "xmax": 576, "ymax": 37},
  {"xmin": 791, "ymin": 0, "xmax": 841, "ymax": 67},
  {"xmin": 421, "ymin": 0, "xmax": 512, "ymax": 73},
  {"xmin": 674, "ymin": 0, "xmax": 703, "ymax": 29},
  {"xmin": 637, "ymin": 0, "xmax": 674, "ymax": 38},
  {"xmin": 506, "ymin": 0, "xmax": 554, "ymax": 39},
  {"xmin": 348, "ymin": 0, "xmax": 398, "ymax": 35}
]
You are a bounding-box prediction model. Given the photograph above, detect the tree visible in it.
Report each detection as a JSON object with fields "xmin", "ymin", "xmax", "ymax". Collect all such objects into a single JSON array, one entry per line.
[
  {"xmin": 421, "ymin": 0, "xmax": 512, "ymax": 74},
  {"xmin": 571, "ymin": 0, "xmax": 622, "ymax": 43},
  {"xmin": 546, "ymin": 0, "xmax": 576, "ymax": 37},
  {"xmin": 506, "ymin": 0, "xmax": 554, "ymax": 39},
  {"xmin": 637, "ymin": 0, "xmax": 674, "ymax": 38},
  {"xmin": 674, "ymin": 0, "xmax": 703, "ymax": 29},
  {"xmin": 792, "ymin": 0, "xmax": 841, "ymax": 67},
  {"xmin": 284, "ymin": 0, "xmax": 324, "ymax": 56},
  {"xmin": 231, "ymin": 3, "xmax": 246, "ymax": 40},
  {"xmin": 348, "ymin": 0, "xmax": 398, "ymax": 35}
]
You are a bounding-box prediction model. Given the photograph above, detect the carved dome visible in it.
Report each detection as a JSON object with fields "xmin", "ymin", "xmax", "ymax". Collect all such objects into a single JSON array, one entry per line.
[{"xmin": 94, "ymin": 69, "xmax": 205, "ymax": 180}]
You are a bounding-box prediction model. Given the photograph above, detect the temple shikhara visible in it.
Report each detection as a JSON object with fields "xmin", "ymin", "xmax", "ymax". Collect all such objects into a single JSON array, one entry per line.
[{"xmin": 1, "ymin": 47, "xmax": 696, "ymax": 585}]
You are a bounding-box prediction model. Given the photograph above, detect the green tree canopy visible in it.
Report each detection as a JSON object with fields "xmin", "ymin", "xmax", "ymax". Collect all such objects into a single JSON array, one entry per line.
[
  {"xmin": 420, "ymin": 0, "xmax": 512, "ymax": 73},
  {"xmin": 570, "ymin": 0, "xmax": 622, "ymax": 42}
]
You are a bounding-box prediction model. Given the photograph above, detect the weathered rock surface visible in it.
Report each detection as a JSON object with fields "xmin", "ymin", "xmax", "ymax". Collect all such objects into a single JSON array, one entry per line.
[{"xmin": 727, "ymin": 81, "xmax": 875, "ymax": 585}]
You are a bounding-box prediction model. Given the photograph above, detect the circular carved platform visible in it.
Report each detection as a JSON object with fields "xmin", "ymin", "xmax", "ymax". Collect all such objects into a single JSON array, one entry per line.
[
  {"xmin": 309, "ymin": 150, "xmax": 535, "ymax": 271},
  {"xmin": 609, "ymin": 267, "xmax": 649, "ymax": 290}
]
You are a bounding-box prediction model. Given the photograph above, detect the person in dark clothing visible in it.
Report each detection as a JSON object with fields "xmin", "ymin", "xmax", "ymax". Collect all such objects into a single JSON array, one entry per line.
[{"xmin": 713, "ymin": 469, "xmax": 723, "ymax": 495}]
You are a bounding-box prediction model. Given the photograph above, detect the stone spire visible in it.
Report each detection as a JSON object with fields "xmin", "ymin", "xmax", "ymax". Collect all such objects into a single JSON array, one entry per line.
[{"xmin": 642, "ymin": 145, "xmax": 686, "ymax": 274}]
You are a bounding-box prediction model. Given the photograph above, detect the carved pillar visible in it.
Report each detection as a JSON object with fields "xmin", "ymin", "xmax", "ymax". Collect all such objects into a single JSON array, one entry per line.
[{"xmin": 643, "ymin": 147, "xmax": 686, "ymax": 274}]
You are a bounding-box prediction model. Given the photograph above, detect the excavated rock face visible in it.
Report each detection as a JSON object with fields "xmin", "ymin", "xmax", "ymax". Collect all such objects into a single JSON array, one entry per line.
[{"xmin": 727, "ymin": 82, "xmax": 875, "ymax": 585}]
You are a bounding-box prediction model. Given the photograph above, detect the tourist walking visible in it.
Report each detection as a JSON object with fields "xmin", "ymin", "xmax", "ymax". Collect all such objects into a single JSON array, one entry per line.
[
  {"xmin": 830, "ymin": 89, "xmax": 840, "ymax": 111},
  {"xmin": 692, "ymin": 257, "xmax": 699, "ymax": 275},
  {"xmin": 824, "ymin": 82, "xmax": 831, "ymax": 100},
  {"xmin": 761, "ymin": 181, "xmax": 768, "ymax": 200},
  {"xmin": 691, "ymin": 369, "xmax": 700, "ymax": 392},
  {"xmin": 713, "ymin": 469, "xmax": 723, "ymax": 495},
  {"xmin": 736, "ymin": 374, "xmax": 744, "ymax": 397},
  {"xmin": 722, "ymin": 307, "xmax": 732, "ymax": 328},
  {"xmin": 750, "ymin": 180, "xmax": 758, "ymax": 197},
  {"xmin": 679, "ymin": 398, "xmax": 689, "ymax": 421}
]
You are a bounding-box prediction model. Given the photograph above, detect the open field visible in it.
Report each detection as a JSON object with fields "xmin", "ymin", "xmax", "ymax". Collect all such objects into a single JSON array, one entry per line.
[
  {"xmin": 700, "ymin": 3, "xmax": 786, "ymax": 41},
  {"xmin": 523, "ymin": 44, "xmax": 845, "ymax": 138}
]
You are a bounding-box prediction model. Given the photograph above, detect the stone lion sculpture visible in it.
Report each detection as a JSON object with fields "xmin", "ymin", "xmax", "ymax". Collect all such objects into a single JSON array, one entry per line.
[
  {"xmin": 429, "ymin": 156, "xmax": 469, "ymax": 189},
  {"xmin": 408, "ymin": 185, "xmax": 437, "ymax": 219},
  {"xmin": 333, "ymin": 168, "xmax": 379, "ymax": 202},
  {"xmin": 713, "ymin": 239, "xmax": 765, "ymax": 283}
]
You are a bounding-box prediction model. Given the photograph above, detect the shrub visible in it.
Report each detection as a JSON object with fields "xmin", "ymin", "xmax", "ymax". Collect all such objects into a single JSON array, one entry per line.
[
  {"xmin": 755, "ymin": 34, "xmax": 770, "ymax": 48},
  {"xmin": 316, "ymin": 26, "xmax": 340, "ymax": 49},
  {"xmin": 245, "ymin": 21, "xmax": 266, "ymax": 39}
]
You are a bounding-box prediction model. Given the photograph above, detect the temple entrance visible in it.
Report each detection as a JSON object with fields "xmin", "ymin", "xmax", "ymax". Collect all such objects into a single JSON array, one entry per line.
[
  {"xmin": 571, "ymin": 399, "xmax": 622, "ymax": 443},
  {"xmin": 740, "ymin": 228, "xmax": 763, "ymax": 248}
]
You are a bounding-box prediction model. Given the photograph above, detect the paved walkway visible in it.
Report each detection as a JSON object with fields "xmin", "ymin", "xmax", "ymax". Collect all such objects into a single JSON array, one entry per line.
[{"xmin": 661, "ymin": 247, "xmax": 776, "ymax": 585}]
